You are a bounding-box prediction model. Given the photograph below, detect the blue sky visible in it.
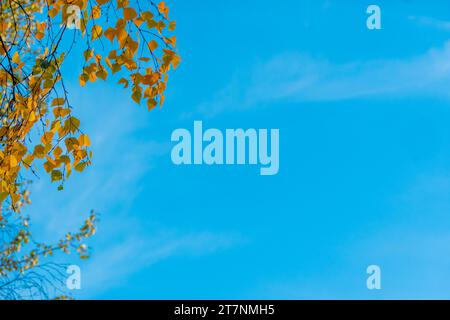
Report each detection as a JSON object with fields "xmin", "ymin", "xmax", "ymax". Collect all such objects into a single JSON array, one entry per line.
[{"xmin": 24, "ymin": 0, "xmax": 450, "ymax": 299}]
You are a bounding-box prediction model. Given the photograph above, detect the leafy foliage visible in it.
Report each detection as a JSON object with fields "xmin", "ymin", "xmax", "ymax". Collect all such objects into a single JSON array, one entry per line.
[{"xmin": 0, "ymin": 0, "xmax": 179, "ymax": 299}]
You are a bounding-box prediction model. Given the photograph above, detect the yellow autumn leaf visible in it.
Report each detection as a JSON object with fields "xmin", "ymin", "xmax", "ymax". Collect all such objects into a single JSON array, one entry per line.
[
  {"xmin": 118, "ymin": 78, "xmax": 129, "ymax": 88},
  {"xmin": 12, "ymin": 52, "xmax": 21, "ymax": 64},
  {"xmin": 104, "ymin": 27, "xmax": 116, "ymax": 42},
  {"xmin": 123, "ymin": 8, "xmax": 137, "ymax": 20},
  {"xmin": 132, "ymin": 87, "xmax": 142, "ymax": 103},
  {"xmin": 78, "ymin": 134, "xmax": 91, "ymax": 147},
  {"xmin": 52, "ymin": 98, "xmax": 65, "ymax": 106},
  {"xmin": 91, "ymin": 5, "xmax": 101, "ymax": 19},
  {"xmin": 9, "ymin": 156, "xmax": 17, "ymax": 168},
  {"xmin": 148, "ymin": 40, "xmax": 158, "ymax": 51},
  {"xmin": 91, "ymin": 25, "xmax": 103, "ymax": 41}
]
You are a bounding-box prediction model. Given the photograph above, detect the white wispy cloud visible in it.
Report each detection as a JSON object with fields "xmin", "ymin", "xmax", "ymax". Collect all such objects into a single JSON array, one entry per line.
[
  {"xmin": 24, "ymin": 81, "xmax": 242, "ymax": 297},
  {"xmin": 29, "ymin": 83, "xmax": 170, "ymax": 237},
  {"xmin": 193, "ymin": 41, "xmax": 450, "ymax": 117},
  {"xmin": 252, "ymin": 170, "xmax": 450, "ymax": 299},
  {"xmin": 80, "ymin": 229, "xmax": 241, "ymax": 297},
  {"xmin": 409, "ymin": 15, "xmax": 450, "ymax": 32}
]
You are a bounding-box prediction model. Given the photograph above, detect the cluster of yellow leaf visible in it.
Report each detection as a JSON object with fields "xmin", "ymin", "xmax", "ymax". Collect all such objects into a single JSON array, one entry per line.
[
  {"xmin": 0, "ymin": 213, "xmax": 97, "ymax": 275},
  {"xmin": 0, "ymin": 0, "xmax": 179, "ymax": 215},
  {"xmin": 0, "ymin": 48, "xmax": 92, "ymax": 212},
  {"xmin": 78, "ymin": 0, "xmax": 180, "ymax": 111},
  {"xmin": 0, "ymin": 0, "xmax": 178, "ymax": 296}
]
